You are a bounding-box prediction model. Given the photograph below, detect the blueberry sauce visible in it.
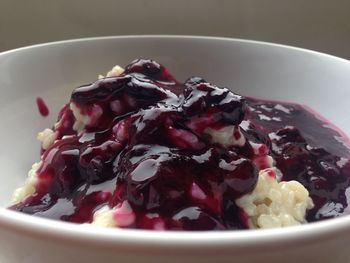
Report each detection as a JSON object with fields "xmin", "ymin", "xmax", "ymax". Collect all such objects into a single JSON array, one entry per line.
[
  {"xmin": 36, "ymin": 97, "xmax": 49, "ymax": 117},
  {"xmin": 11, "ymin": 59, "xmax": 350, "ymax": 230},
  {"xmin": 244, "ymin": 99, "xmax": 350, "ymax": 222}
]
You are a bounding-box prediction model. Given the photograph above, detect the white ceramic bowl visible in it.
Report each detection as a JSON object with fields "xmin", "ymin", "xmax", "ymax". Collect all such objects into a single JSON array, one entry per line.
[{"xmin": 0, "ymin": 36, "xmax": 350, "ymax": 263}]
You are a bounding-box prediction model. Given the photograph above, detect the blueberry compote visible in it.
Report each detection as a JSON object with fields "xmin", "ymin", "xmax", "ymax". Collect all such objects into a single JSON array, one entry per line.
[{"xmin": 10, "ymin": 59, "xmax": 350, "ymax": 230}]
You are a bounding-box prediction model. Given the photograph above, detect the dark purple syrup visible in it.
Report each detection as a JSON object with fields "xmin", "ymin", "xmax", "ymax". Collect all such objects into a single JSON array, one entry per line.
[
  {"xmin": 36, "ymin": 97, "xmax": 49, "ymax": 117},
  {"xmin": 243, "ymin": 99, "xmax": 350, "ymax": 222},
  {"xmin": 10, "ymin": 59, "xmax": 350, "ymax": 230}
]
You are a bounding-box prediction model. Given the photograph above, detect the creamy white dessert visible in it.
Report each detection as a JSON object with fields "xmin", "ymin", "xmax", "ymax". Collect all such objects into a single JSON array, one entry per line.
[
  {"xmin": 11, "ymin": 59, "xmax": 348, "ymax": 231},
  {"xmin": 236, "ymin": 168, "xmax": 313, "ymax": 228}
]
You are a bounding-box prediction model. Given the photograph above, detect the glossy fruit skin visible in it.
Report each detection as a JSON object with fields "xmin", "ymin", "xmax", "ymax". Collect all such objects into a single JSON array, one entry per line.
[{"xmin": 11, "ymin": 59, "xmax": 350, "ymax": 230}]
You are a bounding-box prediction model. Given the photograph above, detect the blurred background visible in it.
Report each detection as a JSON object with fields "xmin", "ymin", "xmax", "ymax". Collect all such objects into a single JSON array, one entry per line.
[{"xmin": 1, "ymin": 0, "xmax": 349, "ymax": 59}]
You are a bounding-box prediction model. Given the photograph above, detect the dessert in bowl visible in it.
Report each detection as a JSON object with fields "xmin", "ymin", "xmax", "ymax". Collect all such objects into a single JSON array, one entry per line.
[{"xmin": 0, "ymin": 36, "xmax": 350, "ymax": 262}]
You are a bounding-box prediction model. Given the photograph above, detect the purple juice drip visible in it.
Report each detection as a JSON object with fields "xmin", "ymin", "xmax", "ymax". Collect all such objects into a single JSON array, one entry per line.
[{"xmin": 36, "ymin": 96, "xmax": 49, "ymax": 117}]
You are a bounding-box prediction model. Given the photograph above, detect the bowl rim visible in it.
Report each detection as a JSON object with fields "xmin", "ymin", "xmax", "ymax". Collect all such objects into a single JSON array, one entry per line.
[{"xmin": 1, "ymin": 35, "xmax": 350, "ymax": 249}]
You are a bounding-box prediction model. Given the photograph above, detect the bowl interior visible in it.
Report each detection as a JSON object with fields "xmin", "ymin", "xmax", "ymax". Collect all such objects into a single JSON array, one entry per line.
[{"xmin": 0, "ymin": 36, "xmax": 350, "ymax": 207}]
